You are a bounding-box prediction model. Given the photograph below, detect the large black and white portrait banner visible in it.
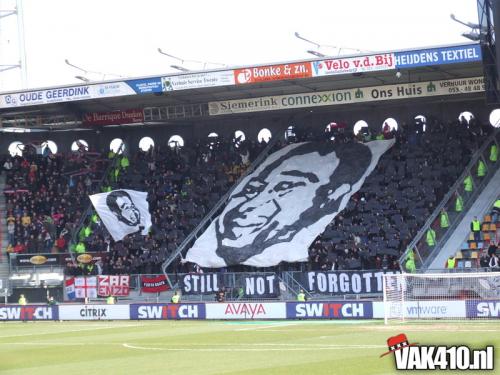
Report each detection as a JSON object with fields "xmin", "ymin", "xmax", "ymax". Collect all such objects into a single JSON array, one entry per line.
[
  {"xmin": 185, "ymin": 139, "xmax": 394, "ymax": 267},
  {"xmin": 89, "ymin": 189, "xmax": 152, "ymax": 242},
  {"xmin": 306, "ymin": 270, "xmax": 401, "ymax": 295}
]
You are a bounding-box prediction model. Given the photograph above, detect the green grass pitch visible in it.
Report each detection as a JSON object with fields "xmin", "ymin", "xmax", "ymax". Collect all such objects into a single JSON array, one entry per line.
[{"xmin": 1, "ymin": 320, "xmax": 499, "ymax": 374}]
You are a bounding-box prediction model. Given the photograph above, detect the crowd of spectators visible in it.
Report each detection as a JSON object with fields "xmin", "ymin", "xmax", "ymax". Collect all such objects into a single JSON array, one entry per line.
[
  {"xmin": 2, "ymin": 116, "xmax": 491, "ymax": 277},
  {"xmin": 307, "ymin": 116, "xmax": 489, "ymax": 273},
  {"xmin": 2, "ymin": 143, "xmax": 108, "ymax": 257},
  {"xmin": 67, "ymin": 137, "xmax": 268, "ymax": 275}
]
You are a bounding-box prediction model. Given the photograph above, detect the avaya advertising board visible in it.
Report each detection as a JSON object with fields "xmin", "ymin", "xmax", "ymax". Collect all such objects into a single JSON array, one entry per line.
[{"xmin": 205, "ymin": 302, "xmax": 286, "ymax": 319}]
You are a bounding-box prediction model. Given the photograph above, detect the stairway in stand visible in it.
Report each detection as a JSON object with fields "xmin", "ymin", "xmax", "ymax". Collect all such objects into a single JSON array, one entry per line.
[{"xmin": 0, "ymin": 172, "xmax": 11, "ymax": 296}]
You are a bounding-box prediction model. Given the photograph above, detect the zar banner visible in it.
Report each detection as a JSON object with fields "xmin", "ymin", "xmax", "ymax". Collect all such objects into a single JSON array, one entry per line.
[
  {"xmin": 244, "ymin": 273, "xmax": 280, "ymax": 298},
  {"xmin": 306, "ymin": 270, "xmax": 401, "ymax": 295},
  {"xmin": 180, "ymin": 273, "xmax": 220, "ymax": 295},
  {"xmin": 97, "ymin": 275, "xmax": 130, "ymax": 297},
  {"xmin": 141, "ymin": 275, "xmax": 170, "ymax": 293},
  {"xmin": 185, "ymin": 140, "xmax": 394, "ymax": 267},
  {"xmin": 208, "ymin": 76, "xmax": 484, "ymax": 116},
  {"xmin": 130, "ymin": 303, "xmax": 205, "ymax": 320},
  {"xmin": 0, "ymin": 305, "xmax": 58, "ymax": 321},
  {"xmin": 286, "ymin": 301, "xmax": 373, "ymax": 319}
]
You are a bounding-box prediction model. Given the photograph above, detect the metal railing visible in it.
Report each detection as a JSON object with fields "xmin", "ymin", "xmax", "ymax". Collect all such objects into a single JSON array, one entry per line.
[
  {"xmin": 279, "ymin": 271, "xmax": 313, "ymax": 299},
  {"xmin": 161, "ymin": 136, "xmax": 283, "ymax": 274},
  {"xmin": 399, "ymin": 129, "xmax": 500, "ymax": 270}
]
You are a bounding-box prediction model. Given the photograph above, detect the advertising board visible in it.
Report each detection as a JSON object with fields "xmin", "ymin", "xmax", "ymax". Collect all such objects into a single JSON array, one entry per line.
[
  {"xmin": 130, "ymin": 303, "xmax": 205, "ymax": 320},
  {"xmin": 205, "ymin": 302, "xmax": 286, "ymax": 319},
  {"xmin": 209, "ymin": 76, "xmax": 484, "ymax": 115},
  {"xmin": 0, "ymin": 305, "xmax": 58, "ymax": 321},
  {"xmin": 58, "ymin": 304, "xmax": 130, "ymax": 320},
  {"xmin": 286, "ymin": 301, "xmax": 373, "ymax": 319}
]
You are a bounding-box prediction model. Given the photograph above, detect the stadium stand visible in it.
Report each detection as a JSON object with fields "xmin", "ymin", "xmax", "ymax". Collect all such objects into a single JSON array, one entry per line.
[
  {"xmin": 3, "ymin": 143, "xmax": 109, "ymax": 256},
  {"xmin": 307, "ymin": 117, "xmax": 488, "ymax": 272},
  {"xmin": 0, "ymin": 116, "xmax": 491, "ymax": 277},
  {"xmin": 66, "ymin": 136, "xmax": 269, "ymax": 275},
  {"xmin": 458, "ymin": 198, "xmax": 499, "ymax": 269}
]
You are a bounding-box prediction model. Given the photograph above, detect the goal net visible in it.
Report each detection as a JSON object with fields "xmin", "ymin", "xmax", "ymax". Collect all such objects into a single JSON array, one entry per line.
[{"xmin": 383, "ymin": 272, "xmax": 500, "ymax": 324}]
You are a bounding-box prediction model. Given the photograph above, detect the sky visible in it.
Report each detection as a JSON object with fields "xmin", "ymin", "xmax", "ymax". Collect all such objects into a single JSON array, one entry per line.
[{"xmin": 0, "ymin": 0, "xmax": 479, "ymax": 92}]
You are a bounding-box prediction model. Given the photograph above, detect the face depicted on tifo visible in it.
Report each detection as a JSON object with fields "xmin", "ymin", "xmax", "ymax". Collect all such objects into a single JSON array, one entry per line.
[
  {"xmin": 215, "ymin": 141, "xmax": 372, "ymax": 265},
  {"xmin": 219, "ymin": 153, "xmax": 335, "ymax": 244},
  {"xmin": 115, "ymin": 196, "xmax": 140, "ymax": 226}
]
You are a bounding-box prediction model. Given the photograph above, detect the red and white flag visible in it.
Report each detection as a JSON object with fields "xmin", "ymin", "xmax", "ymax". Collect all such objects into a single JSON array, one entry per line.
[{"xmin": 75, "ymin": 276, "xmax": 97, "ymax": 298}]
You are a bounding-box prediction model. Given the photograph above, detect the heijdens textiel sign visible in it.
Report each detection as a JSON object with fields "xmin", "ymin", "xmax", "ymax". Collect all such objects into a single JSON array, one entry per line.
[{"xmin": 208, "ymin": 76, "xmax": 484, "ymax": 116}]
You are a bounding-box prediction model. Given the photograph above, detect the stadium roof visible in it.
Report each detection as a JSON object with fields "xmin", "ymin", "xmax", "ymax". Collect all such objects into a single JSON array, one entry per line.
[{"xmin": 0, "ymin": 42, "xmax": 484, "ymax": 126}]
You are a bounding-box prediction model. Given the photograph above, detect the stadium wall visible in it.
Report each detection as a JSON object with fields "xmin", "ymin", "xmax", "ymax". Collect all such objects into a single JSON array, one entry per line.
[{"xmin": 1, "ymin": 300, "xmax": 497, "ymax": 321}]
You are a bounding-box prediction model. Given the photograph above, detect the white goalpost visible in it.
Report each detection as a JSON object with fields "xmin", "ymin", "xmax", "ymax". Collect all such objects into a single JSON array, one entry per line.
[{"xmin": 383, "ymin": 272, "xmax": 500, "ymax": 324}]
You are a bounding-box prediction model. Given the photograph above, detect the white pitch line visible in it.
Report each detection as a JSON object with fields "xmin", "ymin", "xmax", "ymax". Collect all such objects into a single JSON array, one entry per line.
[
  {"xmin": 122, "ymin": 343, "xmax": 384, "ymax": 352},
  {"xmin": 0, "ymin": 341, "xmax": 386, "ymax": 351}
]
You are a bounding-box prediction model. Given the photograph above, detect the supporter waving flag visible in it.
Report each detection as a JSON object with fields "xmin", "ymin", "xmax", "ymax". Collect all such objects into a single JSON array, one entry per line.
[{"xmin": 89, "ymin": 189, "xmax": 152, "ymax": 241}]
